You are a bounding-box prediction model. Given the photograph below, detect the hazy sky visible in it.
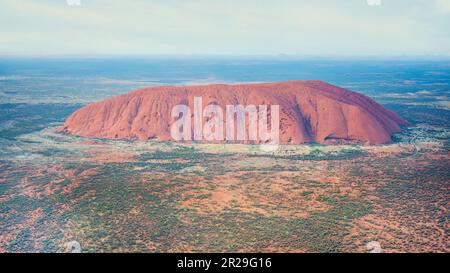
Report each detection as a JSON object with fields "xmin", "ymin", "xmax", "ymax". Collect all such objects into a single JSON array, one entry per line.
[{"xmin": 0, "ymin": 0, "xmax": 449, "ymax": 56}]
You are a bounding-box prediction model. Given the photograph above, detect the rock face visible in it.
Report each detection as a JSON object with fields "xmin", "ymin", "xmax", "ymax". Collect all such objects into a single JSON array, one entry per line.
[{"xmin": 61, "ymin": 81, "xmax": 409, "ymax": 145}]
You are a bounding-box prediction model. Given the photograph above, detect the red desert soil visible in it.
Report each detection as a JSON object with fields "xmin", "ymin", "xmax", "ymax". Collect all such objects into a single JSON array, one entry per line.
[{"xmin": 61, "ymin": 81, "xmax": 409, "ymax": 145}]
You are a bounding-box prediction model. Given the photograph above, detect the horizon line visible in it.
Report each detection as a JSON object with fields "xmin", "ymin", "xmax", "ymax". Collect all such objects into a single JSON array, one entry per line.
[{"xmin": 1, "ymin": 53, "xmax": 450, "ymax": 61}]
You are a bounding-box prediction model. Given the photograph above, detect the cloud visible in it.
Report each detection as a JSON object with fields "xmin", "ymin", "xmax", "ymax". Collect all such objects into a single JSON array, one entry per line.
[{"xmin": 435, "ymin": 0, "xmax": 450, "ymax": 13}]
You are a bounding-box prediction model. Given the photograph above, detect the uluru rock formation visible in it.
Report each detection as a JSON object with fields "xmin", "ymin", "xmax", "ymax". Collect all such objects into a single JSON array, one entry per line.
[{"xmin": 61, "ymin": 81, "xmax": 409, "ymax": 145}]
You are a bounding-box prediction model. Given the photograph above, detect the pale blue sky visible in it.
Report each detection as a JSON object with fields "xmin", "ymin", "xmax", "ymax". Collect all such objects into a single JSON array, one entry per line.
[{"xmin": 0, "ymin": 0, "xmax": 449, "ymax": 56}]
